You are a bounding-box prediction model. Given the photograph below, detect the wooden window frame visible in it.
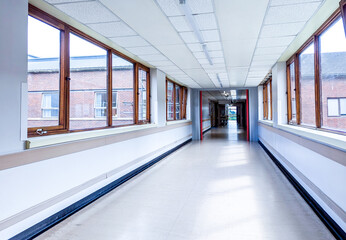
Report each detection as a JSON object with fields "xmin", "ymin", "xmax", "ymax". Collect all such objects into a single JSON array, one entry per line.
[
  {"xmin": 262, "ymin": 78, "xmax": 272, "ymax": 121},
  {"xmin": 28, "ymin": 5, "xmax": 150, "ymax": 137},
  {"xmin": 166, "ymin": 78, "xmax": 187, "ymax": 121},
  {"xmin": 340, "ymin": 0, "xmax": 346, "ymax": 36},
  {"xmin": 286, "ymin": 9, "xmax": 345, "ymax": 134}
]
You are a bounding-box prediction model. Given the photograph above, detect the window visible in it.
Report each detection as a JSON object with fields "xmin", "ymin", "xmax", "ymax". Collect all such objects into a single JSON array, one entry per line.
[
  {"xmin": 42, "ymin": 93, "xmax": 59, "ymax": 118},
  {"xmin": 27, "ymin": 5, "xmax": 150, "ymax": 137},
  {"xmin": 112, "ymin": 54, "xmax": 134, "ymax": 126},
  {"xmin": 167, "ymin": 81, "xmax": 174, "ymax": 120},
  {"xmin": 286, "ymin": 11, "xmax": 346, "ymax": 134},
  {"xmin": 166, "ymin": 79, "xmax": 188, "ymax": 121},
  {"xmin": 27, "ymin": 15, "xmax": 61, "ymax": 128},
  {"xmin": 299, "ymin": 42, "xmax": 315, "ymax": 126},
  {"xmin": 287, "ymin": 61, "xmax": 297, "ymax": 124},
  {"xmin": 69, "ymin": 33, "xmax": 108, "ymax": 130},
  {"xmin": 137, "ymin": 66, "xmax": 150, "ymax": 123},
  {"xmin": 262, "ymin": 78, "xmax": 272, "ymax": 120},
  {"xmin": 319, "ymin": 17, "xmax": 346, "ymax": 132}
]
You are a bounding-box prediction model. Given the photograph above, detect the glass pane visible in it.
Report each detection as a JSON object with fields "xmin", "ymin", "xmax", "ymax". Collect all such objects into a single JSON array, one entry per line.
[
  {"xmin": 138, "ymin": 68, "xmax": 147, "ymax": 121},
  {"xmin": 320, "ymin": 17, "xmax": 346, "ymax": 131},
  {"xmin": 27, "ymin": 16, "xmax": 60, "ymax": 128},
  {"xmin": 327, "ymin": 99, "xmax": 339, "ymax": 116},
  {"xmin": 70, "ymin": 33, "xmax": 107, "ymax": 130},
  {"xmin": 267, "ymin": 82, "xmax": 271, "ymax": 120},
  {"xmin": 112, "ymin": 54, "xmax": 134, "ymax": 126},
  {"xmin": 263, "ymin": 84, "xmax": 267, "ymax": 119},
  {"xmin": 299, "ymin": 43, "xmax": 315, "ymax": 126},
  {"xmin": 289, "ymin": 62, "xmax": 297, "ymax": 122},
  {"xmin": 175, "ymin": 85, "xmax": 181, "ymax": 120},
  {"xmin": 167, "ymin": 81, "xmax": 174, "ymax": 120},
  {"xmin": 340, "ymin": 98, "xmax": 346, "ymax": 115}
]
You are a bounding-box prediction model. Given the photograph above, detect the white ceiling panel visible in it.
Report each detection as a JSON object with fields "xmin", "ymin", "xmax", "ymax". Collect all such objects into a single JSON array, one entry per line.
[
  {"xmin": 194, "ymin": 13, "xmax": 217, "ymax": 30},
  {"xmin": 55, "ymin": 1, "xmax": 119, "ymax": 24},
  {"xmin": 110, "ymin": 35, "xmax": 150, "ymax": 48},
  {"xmin": 46, "ymin": 0, "xmax": 94, "ymax": 4},
  {"xmin": 179, "ymin": 32, "xmax": 198, "ymax": 43},
  {"xmin": 193, "ymin": 51, "xmax": 207, "ymax": 59},
  {"xmin": 202, "ymin": 30, "xmax": 220, "ymax": 42},
  {"xmin": 149, "ymin": 60, "xmax": 175, "ymax": 66},
  {"xmin": 139, "ymin": 54, "xmax": 168, "ymax": 62},
  {"xmin": 223, "ymin": 39, "xmax": 257, "ymax": 67},
  {"xmin": 252, "ymin": 54, "xmax": 280, "ymax": 62},
  {"xmin": 247, "ymin": 71, "xmax": 269, "ymax": 78},
  {"xmin": 260, "ymin": 22, "xmax": 305, "ymax": 38},
  {"xmin": 257, "ymin": 36, "xmax": 295, "ymax": 48},
  {"xmin": 270, "ymin": 0, "xmax": 322, "ymax": 7},
  {"xmin": 187, "ymin": 43, "xmax": 203, "ymax": 52},
  {"xmin": 228, "ymin": 68, "xmax": 248, "ymax": 83},
  {"xmin": 188, "ymin": 0, "xmax": 214, "ymax": 14},
  {"xmin": 169, "ymin": 16, "xmax": 190, "ymax": 32},
  {"xmin": 126, "ymin": 46, "xmax": 160, "ymax": 55},
  {"xmin": 87, "ymin": 22, "xmax": 136, "ymax": 38},
  {"xmin": 212, "ymin": 58, "xmax": 225, "ymax": 64},
  {"xmin": 255, "ymin": 46, "xmax": 287, "ymax": 55},
  {"xmin": 155, "ymin": 0, "xmax": 182, "ymax": 17},
  {"xmin": 209, "ymin": 51, "xmax": 224, "ymax": 58},
  {"xmin": 206, "ymin": 42, "xmax": 222, "ymax": 51},
  {"xmin": 251, "ymin": 61, "xmax": 275, "ymax": 67},
  {"xmin": 264, "ymin": 2, "xmax": 321, "ymax": 25}
]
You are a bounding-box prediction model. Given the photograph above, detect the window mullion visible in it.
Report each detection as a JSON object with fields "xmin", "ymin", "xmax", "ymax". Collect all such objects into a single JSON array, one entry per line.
[
  {"xmin": 314, "ymin": 35, "xmax": 322, "ymax": 128},
  {"xmin": 107, "ymin": 50, "xmax": 112, "ymax": 127},
  {"xmin": 64, "ymin": 25, "xmax": 70, "ymax": 131},
  {"xmin": 295, "ymin": 54, "xmax": 301, "ymax": 125}
]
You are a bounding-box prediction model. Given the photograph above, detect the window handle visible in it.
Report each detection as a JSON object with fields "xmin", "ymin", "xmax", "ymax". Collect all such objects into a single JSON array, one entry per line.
[
  {"xmin": 66, "ymin": 77, "xmax": 71, "ymax": 81},
  {"xmin": 36, "ymin": 129, "xmax": 47, "ymax": 135}
]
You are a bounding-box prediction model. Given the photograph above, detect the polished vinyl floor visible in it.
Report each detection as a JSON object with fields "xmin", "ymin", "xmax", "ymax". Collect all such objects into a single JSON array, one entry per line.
[{"xmin": 36, "ymin": 121, "xmax": 335, "ymax": 240}]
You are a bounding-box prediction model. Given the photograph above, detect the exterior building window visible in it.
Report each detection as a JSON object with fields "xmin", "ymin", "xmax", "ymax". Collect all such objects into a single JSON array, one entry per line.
[
  {"xmin": 286, "ymin": 13, "xmax": 346, "ymax": 134},
  {"xmin": 27, "ymin": 5, "xmax": 151, "ymax": 137},
  {"xmin": 137, "ymin": 66, "xmax": 150, "ymax": 123},
  {"xmin": 42, "ymin": 92, "xmax": 59, "ymax": 118},
  {"xmin": 166, "ymin": 79, "xmax": 188, "ymax": 121},
  {"xmin": 262, "ymin": 78, "xmax": 272, "ymax": 120},
  {"xmin": 27, "ymin": 16, "xmax": 61, "ymax": 128},
  {"xmin": 299, "ymin": 42, "xmax": 315, "ymax": 126},
  {"xmin": 167, "ymin": 81, "xmax": 174, "ymax": 120}
]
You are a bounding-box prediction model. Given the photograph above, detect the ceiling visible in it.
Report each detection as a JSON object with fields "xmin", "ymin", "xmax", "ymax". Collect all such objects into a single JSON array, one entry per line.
[{"xmin": 42, "ymin": 0, "xmax": 324, "ymax": 88}]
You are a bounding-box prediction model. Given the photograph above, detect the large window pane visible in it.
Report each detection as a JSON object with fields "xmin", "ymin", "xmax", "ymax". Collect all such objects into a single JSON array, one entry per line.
[
  {"xmin": 112, "ymin": 54, "xmax": 134, "ymax": 126},
  {"xmin": 175, "ymin": 85, "xmax": 181, "ymax": 120},
  {"xmin": 289, "ymin": 62, "xmax": 297, "ymax": 123},
  {"xmin": 267, "ymin": 81, "xmax": 271, "ymax": 120},
  {"xmin": 27, "ymin": 16, "xmax": 60, "ymax": 128},
  {"xmin": 299, "ymin": 43, "xmax": 316, "ymax": 126},
  {"xmin": 138, "ymin": 68, "xmax": 148, "ymax": 122},
  {"xmin": 319, "ymin": 17, "xmax": 346, "ymax": 131},
  {"xmin": 69, "ymin": 33, "xmax": 107, "ymax": 130},
  {"xmin": 167, "ymin": 81, "xmax": 174, "ymax": 120}
]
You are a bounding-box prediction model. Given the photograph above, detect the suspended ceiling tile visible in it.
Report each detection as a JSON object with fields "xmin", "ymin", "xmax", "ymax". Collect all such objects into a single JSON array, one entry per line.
[
  {"xmin": 139, "ymin": 54, "xmax": 168, "ymax": 62},
  {"xmin": 270, "ymin": 0, "xmax": 322, "ymax": 7},
  {"xmin": 202, "ymin": 30, "xmax": 220, "ymax": 42},
  {"xmin": 87, "ymin": 22, "xmax": 136, "ymax": 38},
  {"xmin": 264, "ymin": 2, "xmax": 321, "ymax": 25},
  {"xmin": 155, "ymin": 0, "xmax": 182, "ymax": 17},
  {"xmin": 46, "ymin": 0, "xmax": 94, "ymax": 4},
  {"xmin": 55, "ymin": 1, "xmax": 119, "ymax": 24},
  {"xmin": 207, "ymin": 42, "xmax": 222, "ymax": 51},
  {"xmin": 193, "ymin": 51, "xmax": 207, "ymax": 59},
  {"xmin": 188, "ymin": 0, "xmax": 214, "ymax": 14},
  {"xmin": 251, "ymin": 61, "xmax": 275, "ymax": 67},
  {"xmin": 260, "ymin": 22, "xmax": 305, "ymax": 38},
  {"xmin": 194, "ymin": 13, "xmax": 218, "ymax": 30},
  {"xmin": 179, "ymin": 31, "xmax": 199, "ymax": 43},
  {"xmin": 247, "ymin": 71, "xmax": 270, "ymax": 77},
  {"xmin": 209, "ymin": 51, "xmax": 224, "ymax": 58},
  {"xmin": 127, "ymin": 46, "xmax": 160, "ymax": 55},
  {"xmin": 149, "ymin": 60, "xmax": 175, "ymax": 66},
  {"xmin": 252, "ymin": 54, "xmax": 280, "ymax": 62},
  {"xmin": 257, "ymin": 36, "xmax": 295, "ymax": 48},
  {"xmin": 212, "ymin": 58, "xmax": 225, "ymax": 64},
  {"xmin": 187, "ymin": 43, "xmax": 203, "ymax": 52},
  {"xmin": 169, "ymin": 16, "xmax": 190, "ymax": 32},
  {"xmin": 255, "ymin": 46, "xmax": 287, "ymax": 55},
  {"xmin": 110, "ymin": 35, "xmax": 150, "ymax": 48},
  {"xmin": 223, "ymin": 39, "xmax": 257, "ymax": 67},
  {"xmin": 159, "ymin": 65, "xmax": 181, "ymax": 71}
]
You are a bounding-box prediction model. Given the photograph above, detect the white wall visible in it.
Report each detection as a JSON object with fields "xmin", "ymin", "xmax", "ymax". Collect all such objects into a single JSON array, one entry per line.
[
  {"xmin": 258, "ymin": 61, "xmax": 346, "ymax": 232},
  {"xmin": 0, "ymin": 0, "xmax": 27, "ymax": 155},
  {"xmin": 201, "ymin": 92, "xmax": 211, "ymax": 131}
]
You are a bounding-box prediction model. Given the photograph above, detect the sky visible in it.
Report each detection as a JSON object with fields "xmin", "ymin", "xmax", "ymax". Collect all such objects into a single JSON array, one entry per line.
[{"xmin": 28, "ymin": 16, "xmax": 346, "ymax": 60}]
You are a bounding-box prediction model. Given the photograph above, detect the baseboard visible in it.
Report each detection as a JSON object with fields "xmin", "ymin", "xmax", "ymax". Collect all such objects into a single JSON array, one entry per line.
[
  {"xmin": 10, "ymin": 138, "xmax": 192, "ymax": 240},
  {"xmin": 202, "ymin": 127, "xmax": 211, "ymax": 134},
  {"xmin": 258, "ymin": 140, "xmax": 346, "ymax": 240}
]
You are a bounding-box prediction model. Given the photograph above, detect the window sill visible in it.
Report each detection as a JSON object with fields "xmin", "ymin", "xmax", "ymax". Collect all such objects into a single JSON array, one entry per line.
[
  {"xmin": 276, "ymin": 124, "xmax": 346, "ymax": 151},
  {"xmin": 166, "ymin": 119, "xmax": 191, "ymax": 126},
  {"xmin": 258, "ymin": 119, "xmax": 273, "ymax": 127},
  {"xmin": 26, "ymin": 124, "xmax": 157, "ymax": 149}
]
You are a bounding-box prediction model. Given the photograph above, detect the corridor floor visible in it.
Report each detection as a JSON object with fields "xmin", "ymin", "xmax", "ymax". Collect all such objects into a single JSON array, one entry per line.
[{"xmin": 36, "ymin": 124, "xmax": 335, "ymax": 240}]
